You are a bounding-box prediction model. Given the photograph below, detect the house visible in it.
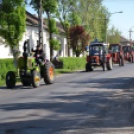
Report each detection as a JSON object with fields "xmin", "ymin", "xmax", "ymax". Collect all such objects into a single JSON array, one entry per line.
[
  {"xmin": 0, "ymin": 11, "xmax": 73, "ymax": 59},
  {"xmin": 120, "ymin": 36, "xmax": 131, "ymax": 46}
]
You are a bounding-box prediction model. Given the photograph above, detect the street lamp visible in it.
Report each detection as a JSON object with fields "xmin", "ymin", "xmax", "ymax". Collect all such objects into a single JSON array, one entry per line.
[{"xmin": 105, "ymin": 11, "xmax": 123, "ymax": 43}]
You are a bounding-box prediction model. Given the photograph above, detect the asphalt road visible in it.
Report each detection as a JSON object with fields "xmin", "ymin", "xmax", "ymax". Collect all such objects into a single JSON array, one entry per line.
[{"xmin": 0, "ymin": 63, "xmax": 134, "ymax": 134}]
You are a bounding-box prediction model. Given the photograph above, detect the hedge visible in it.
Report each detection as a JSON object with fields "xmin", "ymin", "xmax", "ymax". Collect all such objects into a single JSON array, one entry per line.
[
  {"xmin": 59, "ymin": 57, "xmax": 86, "ymax": 70},
  {"xmin": 0, "ymin": 59, "xmax": 17, "ymax": 85}
]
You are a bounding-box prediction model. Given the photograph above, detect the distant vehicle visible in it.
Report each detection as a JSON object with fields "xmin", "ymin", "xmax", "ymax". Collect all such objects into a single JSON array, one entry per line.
[
  {"xmin": 109, "ymin": 44, "xmax": 125, "ymax": 66},
  {"xmin": 86, "ymin": 41, "xmax": 113, "ymax": 72},
  {"xmin": 122, "ymin": 45, "xmax": 134, "ymax": 63}
]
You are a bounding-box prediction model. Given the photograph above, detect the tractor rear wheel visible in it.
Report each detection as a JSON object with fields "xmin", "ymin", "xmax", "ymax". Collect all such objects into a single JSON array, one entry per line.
[
  {"xmin": 130, "ymin": 57, "xmax": 133, "ymax": 63},
  {"xmin": 86, "ymin": 63, "xmax": 89, "ymax": 72},
  {"xmin": 121, "ymin": 56, "xmax": 125, "ymax": 66},
  {"xmin": 31, "ymin": 70, "xmax": 40, "ymax": 88},
  {"xmin": 89, "ymin": 64, "xmax": 94, "ymax": 71},
  {"xmin": 6, "ymin": 71, "xmax": 16, "ymax": 89},
  {"xmin": 107, "ymin": 58, "xmax": 113, "ymax": 70},
  {"xmin": 43, "ymin": 62, "xmax": 56, "ymax": 84},
  {"xmin": 102, "ymin": 63, "xmax": 106, "ymax": 71}
]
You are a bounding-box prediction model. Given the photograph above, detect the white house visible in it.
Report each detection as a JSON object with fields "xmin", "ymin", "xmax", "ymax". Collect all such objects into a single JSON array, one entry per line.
[{"xmin": 0, "ymin": 11, "xmax": 74, "ymax": 59}]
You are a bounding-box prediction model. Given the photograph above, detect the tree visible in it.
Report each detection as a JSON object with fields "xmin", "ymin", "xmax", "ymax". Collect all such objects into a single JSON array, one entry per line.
[
  {"xmin": 67, "ymin": 12, "xmax": 82, "ymax": 26},
  {"xmin": 0, "ymin": 0, "xmax": 26, "ymax": 67},
  {"xmin": 56, "ymin": 0, "xmax": 78, "ymax": 56},
  {"xmin": 107, "ymin": 26, "xmax": 121, "ymax": 44},
  {"xmin": 30, "ymin": 0, "xmax": 60, "ymax": 60},
  {"xmin": 69, "ymin": 25, "xmax": 90, "ymax": 57},
  {"xmin": 75, "ymin": 0, "xmax": 110, "ymax": 42}
]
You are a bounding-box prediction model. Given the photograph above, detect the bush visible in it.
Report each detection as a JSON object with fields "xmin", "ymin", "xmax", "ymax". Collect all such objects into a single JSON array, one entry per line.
[
  {"xmin": 59, "ymin": 57, "xmax": 86, "ymax": 70},
  {"xmin": 0, "ymin": 58, "xmax": 17, "ymax": 85}
]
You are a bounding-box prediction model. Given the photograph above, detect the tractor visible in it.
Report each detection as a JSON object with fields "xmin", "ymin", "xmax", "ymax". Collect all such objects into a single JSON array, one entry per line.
[
  {"xmin": 86, "ymin": 41, "xmax": 113, "ymax": 72},
  {"xmin": 122, "ymin": 45, "xmax": 134, "ymax": 63},
  {"xmin": 108, "ymin": 44, "xmax": 125, "ymax": 66},
  {"xmin": 6, "ymin": 41, "xmax": 56, "ymax": 89}
]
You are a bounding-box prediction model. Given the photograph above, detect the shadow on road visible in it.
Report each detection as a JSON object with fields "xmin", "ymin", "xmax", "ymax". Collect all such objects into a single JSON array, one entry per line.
[{"xmin": 0, "ymin": 76, "xmax": 134, "ymax": 133}]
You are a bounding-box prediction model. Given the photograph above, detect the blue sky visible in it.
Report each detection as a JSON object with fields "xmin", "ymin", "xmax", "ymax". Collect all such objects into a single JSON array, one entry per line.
[
  {"xmin": 102, "ymin": 0, "xmax": 134, "ymax": 40},
  {"xmin": 26, "ymin": 0, "xmax": 134, "ymax": 40}
]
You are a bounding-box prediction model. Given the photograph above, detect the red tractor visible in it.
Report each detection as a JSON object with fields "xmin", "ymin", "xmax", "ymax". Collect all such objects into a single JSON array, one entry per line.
[
  {"xmin": 122, "ymin": 45, "xmax": 134, "ymax": 63},
  {"xmin": 108, "ymin": 44, "xmax": 125, "ymax": 66},
  {"xmin": 86, "ymin": 41, "xmax": 113, "ymax": 72}
]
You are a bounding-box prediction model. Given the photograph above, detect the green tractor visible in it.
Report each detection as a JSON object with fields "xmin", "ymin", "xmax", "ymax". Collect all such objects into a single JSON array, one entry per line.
[{"xmin": 6, "ymin": 41, "xmax": 56, "ymax": 89}]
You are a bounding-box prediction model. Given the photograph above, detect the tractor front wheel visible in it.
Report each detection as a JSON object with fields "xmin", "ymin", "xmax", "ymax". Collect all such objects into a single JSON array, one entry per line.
[
  {"xmin": 31, "ymin": 70, "xmax": 40, "ymax": 88},
  {"xmin": 43, "ymin": 62, "xmax": 56, "ymax": 84},
  {"xmin": 121, "ymin": 56, "xmax": 125, "ymax": 66},
  {"xmin": 6, "ymin": 71, "xmax": 16, "ymax": 89},
  {"xmin": 130, "ymin": 57, "xmax": 133, "ymax": 63},
  {"xmin": 86, "ymin": 63, "xmax": 89, "ymax": 72},
  {"xmin": 107, "ymin": 58, "xmax": 113, "ymax": 70},
  {"xmin": 102, "ymin": 63, "xmax": 107, "ymax": 71}
]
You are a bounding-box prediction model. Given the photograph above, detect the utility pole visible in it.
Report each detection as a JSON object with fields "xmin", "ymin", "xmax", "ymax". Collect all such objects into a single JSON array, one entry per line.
[
  {"xmin": 104, "ymin": 17, "xmax": 109, "ymax": 44},
  {"xmin": 38, "ymin": 0, "xmax": 44, "ymax": 51},
  {"xmin": 129, "ymin": 29, "xmax": 133, "ymax": 41}
]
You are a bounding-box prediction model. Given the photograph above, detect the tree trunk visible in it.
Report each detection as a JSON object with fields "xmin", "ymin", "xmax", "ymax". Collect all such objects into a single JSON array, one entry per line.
[
  {"xmin": 47, "ymin": 12, "xmax": 53, "ymax": 61},
  {"xmin": 67, "ymin": 36, "xmax": 70, "ymax": 57},
  {"xmin": 12, "ymin": 45, "xmax": 20, "ymax": 76},
  {"xmin": 76, "ymin": 51, "xmax": 80, "ymax": 57}
]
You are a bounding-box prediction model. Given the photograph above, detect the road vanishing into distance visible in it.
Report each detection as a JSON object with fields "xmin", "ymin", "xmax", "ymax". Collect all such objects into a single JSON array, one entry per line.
[{"xmin": 0, "ymin": 63, "xmax": 134, "ymax": 134}]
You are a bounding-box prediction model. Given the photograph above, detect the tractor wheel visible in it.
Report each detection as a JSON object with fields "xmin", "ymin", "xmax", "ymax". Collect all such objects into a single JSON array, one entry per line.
[
  {"xmin": 132, "ymin": 56, "xmax": 134, "ymax": 63},
  {"xmin": 119, "ymin": 58, "xmax": 121, "ymax": 66},
  {"xmin": 6, "ymin": 71, "xmax": 16, "ymax": 89},
  {"xmin": 107, "ymin": 58, "xmax": 113, "ymax": 70},
  {"xmin": 20, "ymin": 77, "xmax": 31, "ymax": 86},
  {"xmin": 86, "ymin": 63, "xmax": 89, "ymax": 72},
  {"xmin": 121, "ymin": 56, "xmax": 125, "ymax": 66},
  {"xmin": 130, "ymin": 57, "xmax": 133, "ymax": 63},
  {"xmin": 102, "ymin": 63, "xmax": 106, "ymax": 71},
  {"xmin": 89, "ymin": 64, "xmax": 94, "ymax": 71},
  {"xmin": 31, "ymin": 70, "xmax": 40, "ymax": 88},
  {"xmin": 43, "ymin": 62, "xmax": 56, "ymax": 84}
]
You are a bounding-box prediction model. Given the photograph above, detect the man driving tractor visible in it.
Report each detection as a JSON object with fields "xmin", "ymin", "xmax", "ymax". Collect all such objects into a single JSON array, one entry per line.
[{"xmin": 31, "ymin": 45, "xmax": 44, "ymax": 65}]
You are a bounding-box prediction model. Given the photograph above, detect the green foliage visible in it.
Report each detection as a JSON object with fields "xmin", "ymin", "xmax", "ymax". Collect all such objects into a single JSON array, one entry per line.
[
  {"xmin": 76, "ymin": 0, "xmax": 110, "ymax": 42},
  {"xmin": 56, "ymin": 0, "xmax": 77, "ymax": 33},
  {"xmin": 68, "ymin": 12, "xmax": 82, "ymax": 26},
  {"xmin": 30, "ymin": 0, "xmax": 57, "ymax": 14},
  {"xmin": 50, "ymin": 39, "xmax": 60, "ymax": 50},
  {"xmin": 0, "ymin": 58, "xmax": 17, "ymax": 85},
  {"xmin": 107, "ymin": 26, "xmax": 121, "ymax": 44},
  {"xmin": 58, "ymin": 57, "xmax": 86, "ymax": 70},
  {"xmin": 49, "ymin": 18, "xmax": 59, "ymax": 34},
  {"xmin": 0, "ymin": 0, "xmax": 26, "ymax": 49},
  {"xmin": 63, "ymin": 20, "xmax": 70, "ymax": 31}
]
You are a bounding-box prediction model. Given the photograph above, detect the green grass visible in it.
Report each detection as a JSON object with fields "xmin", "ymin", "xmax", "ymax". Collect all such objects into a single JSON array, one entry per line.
[{"xmin": 55, "ymin": 69, "xmax": 75, "ymax": 75}]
